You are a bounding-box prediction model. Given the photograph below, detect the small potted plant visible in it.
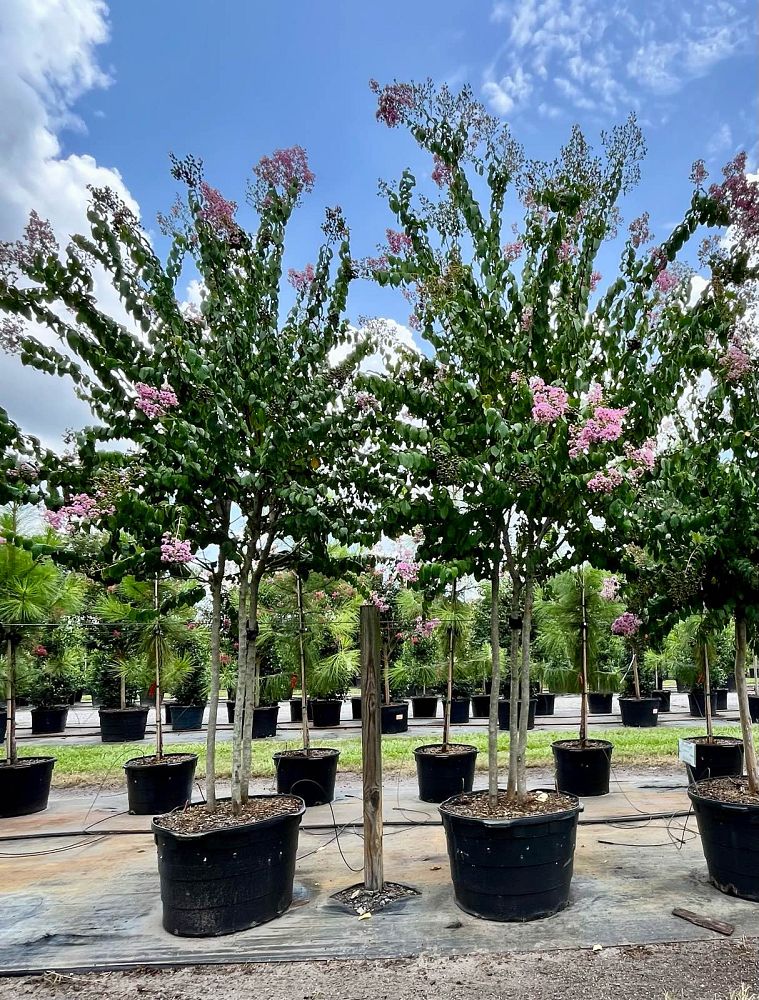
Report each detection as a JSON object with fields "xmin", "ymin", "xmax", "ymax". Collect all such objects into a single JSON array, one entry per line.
[
  {"xmin": 28, "ymin": 644, "xmax": 76, "ymax": 735},
  {"xmin": 90, "ymin": 644, "xmax": 147, "ymax": 742},
  {"xmin": 614, "ymin": 613, "xmax": 660, "ymax": 727},
  {"xmin": 171, "ymin": 657, "xmax": 209, "ymax": 732}
]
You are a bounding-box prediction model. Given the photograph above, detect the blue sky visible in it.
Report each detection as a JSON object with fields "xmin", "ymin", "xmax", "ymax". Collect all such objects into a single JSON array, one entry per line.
[{"xmin": 0, "ymin": 0, "xmax": 757, "ymax": 443}]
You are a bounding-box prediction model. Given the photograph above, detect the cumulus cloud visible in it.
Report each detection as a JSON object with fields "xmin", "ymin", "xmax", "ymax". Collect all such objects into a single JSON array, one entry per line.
[
  {"xmin": 482, "ymin": 0, "xmax": 752, "ymax": 119},
  {"xmin": 0, "ymin": 0, "xmax": 140, "ymax": 449}
]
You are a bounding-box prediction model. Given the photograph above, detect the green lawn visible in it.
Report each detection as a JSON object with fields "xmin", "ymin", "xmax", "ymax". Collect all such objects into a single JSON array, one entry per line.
[{"xmin": 19, "ymin": 724, "xmax": 744, "ymax": 787}]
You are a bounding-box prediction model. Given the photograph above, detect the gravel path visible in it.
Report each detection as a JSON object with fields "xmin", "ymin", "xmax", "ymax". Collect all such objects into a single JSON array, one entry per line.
[{"xmin": 3, "ymin": 939, "xmax": 757, "ymax": 1000}]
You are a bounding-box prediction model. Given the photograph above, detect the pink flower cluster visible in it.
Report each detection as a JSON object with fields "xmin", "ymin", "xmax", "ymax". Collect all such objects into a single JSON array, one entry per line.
[
  {"xmin": 570, "ymin": 404, "xmax": 627, "ymax": 457},
  {"xmin": 628, "ymin": 212, "xmax": 651, "ymax": 249},
  {"xmin": 254, "ymin": 146, "xmax": 315, "ymax": 195},
  {"xmin": 690, "ymin": 159, "xmax": 708, "ymax": 187},
  {"xmin": 288, "ymin": 263, "xmax": 315, "ymax": 292},
  {"xmin": 160, "ymin": 532, "xmax": 193, "ymax": 565},
  {"xmin": 370, "ymin": 591, "xmax": 391, "ymax": 614},
  {"xmin": 654, "ymin": 269, "xmax": 678, "ymax": 294},
  {"xmin": 355, "ymin": 391, "xmax": 380, "ymax": 413},
  {"xmin": 198, "ymin": 182, "xmax": 237, "ymax": 231},
  {"xmin": 503, "ymin": 240, "xmax": 524, "ymax": 262},
  {"xmin": 386, "ymin": 229, "xmax": 413, "ymax": 255},
  {"xmin": 587, "ymin": 468, "xmax": 624, "ymax": 493},
  {"xmin": 590, "ymin": 271, "xmax": 602, "ymax": 292},
  {"xmin": 557, "ymin": 239, "xmax": 576, "ymax": 261},
  {"xmin": 529, "ymin": 377, "xmax": 569, "ymax": 424},
  {"xmin": 411, "ymin": 616, "xmax": 439, "ymax": 640},
  {"xmin": 626, "ymin": 439, "xmax": 656, "ymax": 479},
  {"xmin": 510, "ymin": 370, "xmax": 524, "ymax": 384},
  {"xmin": 611, "ymin": 612, "xmax": 642, "ymax": 637},
  {"xmin": 32, "ymin": 645, "xmax": 48, "ymax": 658},
  {"xmin": 710, "ymin": 152, "xmax": 759, "ymax": 247},
  {"xmin": 135, "ymin": 383, "xmax": 179, "ymax": 420},
  {"xmin": 43, "ymin": 493, "xmax": 113, "ymax": 532},
  {"xmin": 369, "ymin": 79, "xmax": 415, "ymax": 128},
  {"xmin": 520, "ymin": 307, "xmax": 533, "ymax": 331},
  {"xmin": 600, "ymin": 576, "xmax": 620, "ymax": 601},
  {"xmin": 720, "ymin": 338, "xmax": 753, "ymax": 382},
  {"xmin": 431, "ymin": 155, "xmax": 453, "ymax": 187},
  {"xmin": 394, "ymin": 559, "xmax": 419, "ymax": 583},
  {"xmin": 649, "ymin": 246, "xmax": 668, "ymax": 276}
]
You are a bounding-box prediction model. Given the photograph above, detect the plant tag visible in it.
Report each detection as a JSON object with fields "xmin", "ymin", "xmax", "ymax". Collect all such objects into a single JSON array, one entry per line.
[
  {"xmin": 396, "ymin": 713, "xmax": 403, "ymax": 720},
  {"xmin": 679, "ymin": 738, "xmax": 696, "ymax": 766}
]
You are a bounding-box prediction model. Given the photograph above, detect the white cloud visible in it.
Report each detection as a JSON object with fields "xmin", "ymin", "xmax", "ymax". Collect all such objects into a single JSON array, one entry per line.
[
  {"xmin": 0, "ymin": 0, "xmax": 140, "ymax": 449},
  {"xmin": 483, "ymin": 0, "xmax": 752, "ymax": 118},
  {"xmin": 707, "ymin": 122, "xmax": 734, "ymax": 158}
]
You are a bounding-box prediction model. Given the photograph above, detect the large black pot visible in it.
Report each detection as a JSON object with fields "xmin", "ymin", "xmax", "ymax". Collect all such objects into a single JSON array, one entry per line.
[
  {"xmin": 171, "ymin": 704, "xmax": 205, "ymax": 732},
  {"xmin": 587, "ymin": 692, "xmax": 613, "ymax": 715},
  {"xmin": 552, "ymin": 739, "xmax": 612, "ymax": 797},
  {"xmin": 99, "ymin": 707, "xmax": 149, "ymax": 743},
  {"xmin": 439, "ymin": 790, "xmax": 581, "ymax": 921},
  {"xmin": 310, "ymin": 699, "xmax": 343, "ymax": 728},
  {"xmin": 288, "ymin": 698, "xmax": 313, "ymax": 723},
  {"xmin": 681, "ymin": 736, "xmax": 743, "ymax": 784},
  {"xmin": 688, "ymin": 690, "xmax": 718, "ymax": 718},
  {"xmin": 688, "ymin": 780, "xmax": 759, "ymax": 901},
  {"xmin": 445, "ymin": 698, "xmax": 470, "ymax": 724},
  {"xmin": 471, "ymin": 694, "xmax": 491, "ymax": 718},
  {"xmin": 414, "ymin": 744, "xmax": 477, "ymax": 803},
  {"xmin": 381, "ymin": 702, "xmax": 409, "ymax": 734},
  {"xmin": 0, "ymin": 711, "xmax": 6, "ymax": 743},
  {"xmin": 652, "ymin": 689, "xmax": 671, "ymax": 713},
  {"xmin": 727, "ymin": 673, "xmax": 737, "ymax": 692},
  {"xmin": 535, "ymin": 693, "xmax": 556, "ymax": 717},
  {"xmin": 226, "ymin": 702, "xmax": 279, "ymax": 738},
  {"xmin": 0, "ymin": 756, "xmax": 55, "ymax": 817},
  {"xmin": 411, "ymin": 695, "xmax": 439, "ymax": 719},
  {"xmin": 749, "ymin": 694, "xmax": 759, "ymax": 723},
  {"xmin": 351, "ymin": 696, "xmax": 362, "ymax": 720},
  {"xmin": 273, "ymin": 748, "xmax": 340, "ymax": 805},
  {"xmin": 715, "ymin": 688, "xmax": 728, "ymax": 712},
  {"xmin": 152, "ymin": 795, "xmax": 306, "ymax": 936},
  {"xmin": 498, "ymin": 698, "xmax": 536, "ymax": 731},
  {"xmin": 124, "ymin": 753, "xmax": 198, "ymax": 815},
  {"xmin": 619, "ymin": 697, "xmax": 659, "ymax": 728},
  {"xmin": 30, "ymin": 706, "xmax": 69, "ymax": 735}
]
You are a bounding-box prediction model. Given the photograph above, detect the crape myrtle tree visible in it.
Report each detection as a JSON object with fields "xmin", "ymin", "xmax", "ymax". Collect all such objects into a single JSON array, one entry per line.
[
  {"xmin": 0, "ymin": 148, "xmax": 379, "ymax": 814},
  {"xmin": 363, "ymin": 80, "xmax": 748, "ymax": 808}
]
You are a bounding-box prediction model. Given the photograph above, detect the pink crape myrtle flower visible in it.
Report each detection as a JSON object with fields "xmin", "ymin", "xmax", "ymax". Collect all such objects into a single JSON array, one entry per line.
[
  {"xmin": 503, "ymin": 240, "xmax": 524, "ymax": 262},
  {"xmin": 590, "ymin": 271, "xmax": 602, "ymax": 292},
  {"xmin": 135, "ymin": 383, "xmax": 179, "ymax": 420},
  {"xmin": 587, "ymin": 468, "xmax": 624, "ymax": 493},
  {"xmin": 611, "ymin": 612, "xmax": 642, "ymax": 637},
  {"xmin": 626, "ymin": 439, "xmax": 656, "ymax": 479},
  {"xmin": 720, "ymin": 338, "xmax": 753, "ymax": 382},
  {"xmin": 557, "ymin": 239, "xmax": 576, "ymax": 261},
  {"xmin": 394, "ymin": 559, "xmax": 419, "ymax": 583},
  {"xmin": 355, "ymin": 391, "xmax": 380, "ymax": 413},
  {"xmin": 198, "ymin": 182, "xmax": 237, "ymax": 231},
  {"xmin": 600, "ymin": 576, "xmax": 620, "ymax": 601},
  {"xmin": 520, "ymin": 307, "xmax": 533, "ymax": 331},
  {"xmin": 370, "ymin": 591, "xmax": 391, "ymax": 614},
  {"xmin": 32, "ymin": 645, "xmax": 48, "ymax": 658},
  {"xmin": 431, "ymin": 155, "xmax": 453, "ymax": 187},
  {"xmin": 288, "ymin": 264, "xmax": 315, "ymax": 292},
  {"xmin": 654, "ymin": 269, "xmax": 678, "ymax": 294},
  {"xmin": 529, "ymin": 377, "xmax": 569, "ymax": 424},
  {"xmin": 369, "ymin": 79, "xmax": 415, "ymax": 127},
  {"xmin": 43, "ymin": 492, "xmax": 113, "ymax": 533},
  {"xmin": 160, "ymin": 532, "xmax": 193, "ymax": 565},
  {"xmin": 569, "ymin": 405, "xmax": 628, "ymax": 457},
  {"xmin": 629, "ymin": 212, "xmax": 651, "ymax": 249},
  {"xmin": 386, "ymin": 229, "xmax": 413, "ymax": 255},
  {"xmin": 254, "ymin": 146, "xmax": 315, "ymax": 194}
]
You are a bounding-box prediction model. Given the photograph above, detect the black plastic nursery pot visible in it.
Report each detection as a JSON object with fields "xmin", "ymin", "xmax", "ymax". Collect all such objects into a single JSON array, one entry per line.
[
  {"xmin": 727, "ymin": 673, "xmax": 737, "ymax": 692},
  {"xmin": 439, "ymin": 789, "xmax": 582, "ymax": 921},
  {"xmin": 0, "ymin": 711, "xmax": 6, "ymax": 743},
  {"xmin": 30, "ymin": 706, "xmax": 69, "ymax": 735},
  {"xmin": 288, "ymin": 698, "xmax": 313, "ymax": 723},
  {"xmin": 414, "ymin": 743, "xmax": 478, "ymax": 803},
  {"xmin": 618, "ymin": 697, "xmax": 659, "ymax": 728},
  {"xmin": 226, "ymin": 701, "xmax": 279, "ymax": 738},
  {"xmin": 124, "ymin": 753, "xmax": 198, "ymax": 815},
  {"xmin": 381, "ymin": 702, "xmax": 409, "ymax": 734},
  {"xmin": 470, "ymin": 694, "xmax": 490, "ymax": 718},
  {"xmin": 498, "ymin": 698, "xmax": 537, "ymax": 731},
  {"xmin": 351, "ymin": 696, "xmax": 362, "ymax": 720},
  {"xmin": 688, "ymin": 779, "xmax": 759, "ymax": 901},
  {"xmin": 310, "ymin": 699, "xmax": 343, "ymax": 729},
  {"xmin": 552, "ymin": 739, "xmax": 613, "ymax": 797},
  {"xmin": 0, "ymin": 756, "xmax": 55, "ymax": 817},
  {"xmin": 445, "ymin": 698, "xmax": 471, "ymax": 724},
  {"xmin": 411, "ymin": 695, "xmax": 439, "ymax": 719},
  {"xmin": 99, "ymin": 707, "xmax": 149, "ymax": 743},
  {"xmin": 715, "ymin": 688, "xmax": 728, "ymax": 712},
  {"xmin": 171, "ymin": 704, "xmax": 205, "ymax": 732},
  {"xmin": 587, "ymin": 692, "xmax": 613, "ymax": 715},
  {"xmin": 681, "ymin": 736, "xmax": 743, "ymax": 784},
  {"xmin": 688, "ymin": 690, "xmax": 718, "ymax": 718},
  {"xmin": 535, "ymin": 693, "xmax": 556, "ymax": 716},
  {"xmin": 749, "ymin": 695, "xmax": 759, "ymax": 723},
  {"xmin": 652, "ymin": 689, "xmax": 671, "ymax": 713},
  {"xmin": 152, "ymin": 794, "xmax": 306, "ymax": 936},
  {"xmin": 273, "ymin": 748, "xmax": 340, "ymax": 806},
  {"xmin": 164, "ymin": 701, "xmax": 174, "ymax": 725}
]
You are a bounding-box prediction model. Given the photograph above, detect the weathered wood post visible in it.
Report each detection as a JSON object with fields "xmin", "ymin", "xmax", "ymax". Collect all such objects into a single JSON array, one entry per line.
[{"xmin": 360, "ymin": 603, "xmax": 384, "ymax": 891}]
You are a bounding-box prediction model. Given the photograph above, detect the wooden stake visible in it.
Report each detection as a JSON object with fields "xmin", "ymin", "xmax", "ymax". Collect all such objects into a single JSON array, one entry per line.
[
  {"xmin": 296, "ymin": 571, "xmax": 310, "ymax": 752},
  {"xmin": 360, "ymin": 603, "xmax": 383, "ymax": 892},
  {"xmin": 579, "ymin": 569, "xmax": 588, "ymax": 746},
  {"xmin": 154, "ymin": 575, "xmax": 163, "ymax": 761}
]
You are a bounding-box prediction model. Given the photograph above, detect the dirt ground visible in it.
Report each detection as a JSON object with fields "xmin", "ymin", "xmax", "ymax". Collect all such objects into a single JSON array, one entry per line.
[{"xmin": 3, "ymin": 938, "xmax": 757, "ymax": 1000}]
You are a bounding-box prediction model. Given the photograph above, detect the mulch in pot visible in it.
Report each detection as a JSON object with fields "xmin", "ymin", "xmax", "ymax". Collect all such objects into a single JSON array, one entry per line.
[
  {"xmin": 415, "ymin": 743, "xmax": 476, "ymax": 756},
  {"xmin": 553, "ymin": 738, "xmax": 610, "ymax": 750},
  {"xmin": 443, "ymin": 788, "xmax": 576, "ymax": 820},
  {"xmin": 331, "ymin": 882, "xmax": 419, "ymax": 915},
  {"xmin": 125, "ymin": 752, "xmax": 196, "ymax": 767},
  {"xmin": 154, "ymin": 794, "xmax": 303, "ymax": 835},
  {"xmin": 694, "ymin": 776, "xmax": 759, "ymax": 807}
]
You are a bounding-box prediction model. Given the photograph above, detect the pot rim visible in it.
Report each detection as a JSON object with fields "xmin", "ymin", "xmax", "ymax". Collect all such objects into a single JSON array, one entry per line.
[
  {"xmin": 0, "ymin": 755, "xmax": 56, "ymax": 769},
  {"xmin": 551, "ymin": 738, "xmax": 613, "ymax": 752},
  {"xmin": 618, "ymin": 696, "xmax": 660, "ymax": 704},
  {"xmin": 309, "ymin": 698, "xmax": 345, "ymax": 704},
  {"xmin": 98, "ymin": 706, "xmax": 149, "ymax": 716},
  {"xmin": 414, "ymin": 742, "xmax": 479, "ymax": 757},
  {"xmin": 680, "ymin": 735, "xmax": 743, "ymax": 747},
  {"xmin": 271, "ymin": 746, "xmax": 341, "ymax": 761},
  {"xmin": 439, "ymin": 787, "xmax": 582, "ymax": 828},
  {"xmin": 123, "ymin": 752, "xmax": 199, "ymax": 772},
  {"xmin": 688, "ymin": 781, "xmax": 759, "ymax": 814},
  {"xmin": 151, "ymin": 793, "xmax": 306, "ymax": 839}
]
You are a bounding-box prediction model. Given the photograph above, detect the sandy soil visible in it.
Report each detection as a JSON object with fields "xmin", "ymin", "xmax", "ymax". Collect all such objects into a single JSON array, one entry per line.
[{"xmin": 3, "ymin": 939, "xmax": 757, "ymax": 1000}]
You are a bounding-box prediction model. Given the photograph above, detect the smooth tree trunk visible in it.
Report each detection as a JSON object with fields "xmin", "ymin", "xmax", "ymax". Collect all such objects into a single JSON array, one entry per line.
[
  {"xmin": 703, "ymin": 641, "xmax": 713, "ymax": 742},
  {"xmin": 206, "ymin": 570, "xmax": 224, "ymax": 811},
  {"xmin": 230, "ymin": 570, "xmax": 250, "ymax": 812},
  {"xmin": 631, "ymin": 649, "xmax": 641, "ymax": 699},
  {"xmin": 296, "ymin": 571, "xmax": 310, "ymax": 753},
  {"xmin": 506, "ymin": 589, "xmax": 521, "ymax": 799},
  {"xmin": 734, "ymin": 614, "xmax": 758, "ymax": 795},
  {"xmin": 579, "ymin": 570, "xmax": 588, "ymax": 746},
  {"xmin": 487, "ymin": 559, "xmax": 502, "ymax": 807},
  {"xmin": 5, "ymin": 639, "xmax": 15, "ymax": 764},
  {"xmin": 120, "ymin": 670, "xmax": 126, "ymax": 711},
  {"xmin": 383, "ymin": 646, "xmax": 391, "ymax": 705},
  {"xmin": 153, "ymin": 576, "xmax": 163, "ymax": 762},
  {"xmin": 442, "ymin": 578, "xmax": 457, "ymax": 752},
  {"xmin": 239, "ymin": 573, "xmax": 262, "ymax": 803},
  {"xmin": 516, "ymin": 578, "xmax": 534, "ymax": 801}
]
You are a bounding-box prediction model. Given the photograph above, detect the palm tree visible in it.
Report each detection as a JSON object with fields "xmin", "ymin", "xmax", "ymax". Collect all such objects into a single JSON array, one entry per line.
[{"xmin": 0, "ymin": 507, "xmax": 85, "ymax": 763}]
